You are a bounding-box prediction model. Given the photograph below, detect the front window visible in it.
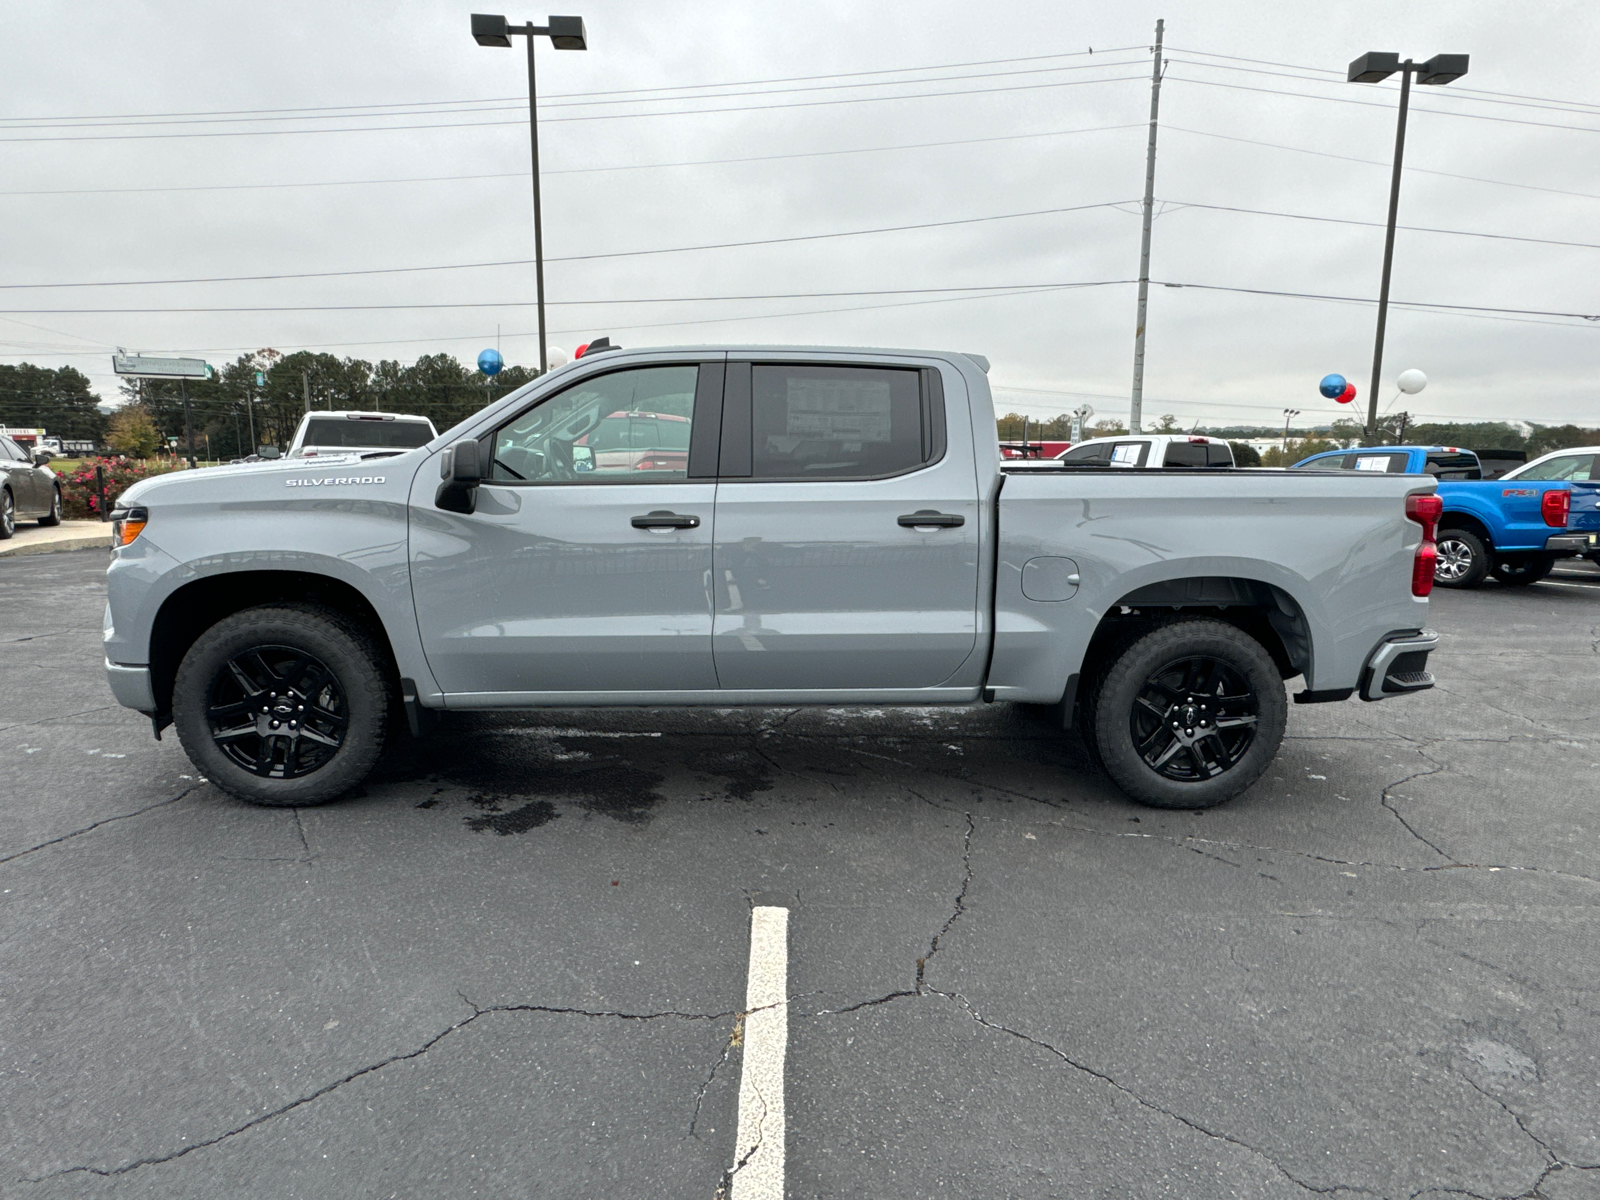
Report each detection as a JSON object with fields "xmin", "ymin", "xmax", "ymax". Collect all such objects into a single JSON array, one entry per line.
[{"xmin": 490, "ymin": 365, "xmax": 698, "ymax": 483}]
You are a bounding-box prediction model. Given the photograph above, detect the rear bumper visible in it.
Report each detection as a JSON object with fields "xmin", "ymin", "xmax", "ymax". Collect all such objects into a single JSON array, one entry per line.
[
  {"xmin": 1545, "ymin": 533, "xmax": 1589, "ymax": 554},
  {"xmin": 104, "ymin": 659, "xmax": 156, "ymax": 714},
  {"xmin": 1360, "ymin": 629, "xmax": 1439, "ymax": 702}
]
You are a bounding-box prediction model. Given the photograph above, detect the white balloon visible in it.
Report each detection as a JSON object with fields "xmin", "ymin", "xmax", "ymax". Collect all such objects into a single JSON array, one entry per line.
[
  {"xmin": 1396, "ymin": 368, "xmax": 1428, "ymax": 395},
  {"xmin": 547, "ymin": 347, "xmax": 570, "ymax": 368}
]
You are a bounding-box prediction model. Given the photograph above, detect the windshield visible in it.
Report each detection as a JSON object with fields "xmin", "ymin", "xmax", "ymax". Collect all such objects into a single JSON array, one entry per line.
[{"xmin": 302, "ymin": 417, "xmax": 435, "ymax": 449}]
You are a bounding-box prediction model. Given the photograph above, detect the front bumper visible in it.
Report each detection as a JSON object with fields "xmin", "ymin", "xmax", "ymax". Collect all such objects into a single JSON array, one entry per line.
[
  {"xmin": 105, "ymin": 659, "xmax": 156, "ymax": 714},
  {"xmin": 1360, "ymin": 629, "xmax": 1440, "ymax": 702},
  {"xmin": 1545, "ymin": 533, "xmax": 1590, "ymax": 554}
]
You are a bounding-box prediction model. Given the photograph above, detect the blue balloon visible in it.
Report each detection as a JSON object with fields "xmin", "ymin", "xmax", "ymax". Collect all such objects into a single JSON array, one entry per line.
[
  {"xmin": 477, "ymin": 348, "xmax": 504, "ymax": 376},
  {"xmin": 1318, "ymin": 373, "xmax": 1346, "ymax": 399}
]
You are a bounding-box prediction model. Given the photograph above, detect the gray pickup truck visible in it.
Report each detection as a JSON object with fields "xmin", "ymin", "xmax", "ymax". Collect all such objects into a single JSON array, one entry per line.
[{"xmin": 102, "ymin": 345, "xmax": 1440, "ymax": 810}]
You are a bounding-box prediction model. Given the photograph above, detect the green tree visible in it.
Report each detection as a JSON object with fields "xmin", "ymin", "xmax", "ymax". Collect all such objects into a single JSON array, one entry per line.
[
  {"xmin": 0, "ymin": 363, "xmax": 106, "ymax": 442},
  {"xmin": 105, "ymin": 405, "xmax": 161, "ymax": 458},
  {"xmin": 1228, "ymin": 441, "xmax": 1261, "ymax": 467},
  {"xmin": 1088, "ymin": 419, "xmax": 1129, "ymax": 438},
  {"xmin": 1153, "ymin": 413, "xmax": 1181, "ymax": 433}
]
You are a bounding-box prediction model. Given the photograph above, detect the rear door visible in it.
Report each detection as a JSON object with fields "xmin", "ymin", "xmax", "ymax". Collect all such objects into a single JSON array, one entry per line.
[
  {"xmin": 0, "ymin": 437, "xmax": 41, "ymax": 514},
  {"xmin": 709, "ymin": 358, "xmax": 980, "ymax": 691}
]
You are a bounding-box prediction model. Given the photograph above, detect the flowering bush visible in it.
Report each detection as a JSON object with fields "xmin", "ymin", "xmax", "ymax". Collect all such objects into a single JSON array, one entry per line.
[{"xmin": 56, "ymin": 457, "xmax": 175, "ymax": 519}]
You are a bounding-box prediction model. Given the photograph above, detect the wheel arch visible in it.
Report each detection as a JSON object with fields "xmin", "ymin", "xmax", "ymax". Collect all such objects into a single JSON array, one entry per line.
[
  {"xmin": 1083, "ymin": 576, "xmax": 1311, "ymax": 689},
  {"xmin": 1438, "ymin": 509, "xmax": 1492, "ymax": 547},
  {"xmin": 149, "ymin": 570, "xmax": 401, "ymax": 720}
]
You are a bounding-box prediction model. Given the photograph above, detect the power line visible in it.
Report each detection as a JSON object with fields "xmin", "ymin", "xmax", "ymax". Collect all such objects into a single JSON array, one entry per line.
[
  {"xmin": 1167, "ymin": 46, "xmax": 1600, "ymax": 114},
  {"xmin": 1158, "ymin": 198, "xmax": 1600, "ymax": 252},
  {"xmin": 0, "ymin": 58, "xmax": 1151, "ymax": 132},
  {"xmin": 0, "ymin": 281, "xmax": 1133, "ymax": 315},
  {"xmin": 0, "ymin": 72, "xmax": 1150, "ymax": 144},
  {"xmin": 1152, "ymin": 280, "xmax": 1600, "ymax": 322},
  {"xmin": 0, "ymin": 45, "xmax": 1148, "ymax": 125},
  {"xmin": 0, "ymin": 200, "xmax": 1138, "ymax": 290},
  {"xmin": 0, "ymin": 122, "xmax": 1144, "ymax": 197},
  {"xmin": 1165, "ymin": 55, "xmax": 1600, "ymax": 121},
  {"xmin": 1163, "ymin": 124, "xmax": 1600, "ymax": 203},
  {"xmin": 1163, "ymin": 72, "xmax": 1600, "ymax": 137}
]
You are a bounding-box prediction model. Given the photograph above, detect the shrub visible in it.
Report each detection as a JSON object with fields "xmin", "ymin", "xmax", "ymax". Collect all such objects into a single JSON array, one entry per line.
[{"xmin": 56, "ymin": 457, "xmax": 175, "ymax": 519}]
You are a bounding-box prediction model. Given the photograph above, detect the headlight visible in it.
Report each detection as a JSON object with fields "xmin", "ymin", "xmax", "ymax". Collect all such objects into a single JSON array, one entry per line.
[{"xmin": 110, "ymin": 506, "xmax": 148, "ymax": 548}]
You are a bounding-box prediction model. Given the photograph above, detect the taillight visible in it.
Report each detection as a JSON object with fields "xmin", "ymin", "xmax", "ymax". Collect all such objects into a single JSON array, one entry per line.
[
  {"xmin": 1542, "ymin": 489, "xmax": 1570, "ymax": 527},
  {"xmin": 1405, "ymin": 492, "xmax": 1442, "ymax": 597}
]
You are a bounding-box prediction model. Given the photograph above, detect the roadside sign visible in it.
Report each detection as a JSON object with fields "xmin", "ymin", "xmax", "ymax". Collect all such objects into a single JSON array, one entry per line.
[
  {"xmin": 254, "ymin": 372, "xmax": 266, "ymax": 387},
  {"xmin": 113, "ymin": 354, "xmax": 212, "ymax": 380}
]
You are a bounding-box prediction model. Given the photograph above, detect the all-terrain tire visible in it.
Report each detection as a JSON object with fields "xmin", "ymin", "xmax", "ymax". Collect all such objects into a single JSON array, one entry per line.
[
  {"xmin": 37, "ymin": 485, "xmax": 62, "ymax": 527},
  {"xmin": 1434, "ymin": 530, "xmax": 1490, "ymax": 589},
  {"xmin": 172, "ymin": 604, "xmax": 392, "ymax": 806},
  {"xmin": 1088, "ymin": 618, "xmax": 1287, "ymax": 810}
]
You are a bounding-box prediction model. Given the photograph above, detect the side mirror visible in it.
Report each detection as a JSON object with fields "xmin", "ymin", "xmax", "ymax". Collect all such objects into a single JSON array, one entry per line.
[
  {"xmin": 257, "ymin": 445, "xmax": 282, "ymax": 459},
  {"xmin": 33, "ymin": 453, "xmax": 52, "ymax": 466},
  {"xmin": 435, "ymin": 438, "xmax": 482, "ymax": 514}
]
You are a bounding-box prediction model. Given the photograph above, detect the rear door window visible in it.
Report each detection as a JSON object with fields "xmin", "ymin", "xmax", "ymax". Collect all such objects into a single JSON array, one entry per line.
[
  {"xmin": 1424, "ymin": 452, "xmax": 1481, "ymax": 480},
  {"xmin": 1109, "ymin": 442, "xmax": 1148, "ymax": 466},
  {"xmin": 1351, "ymin": 453, "xmax": 1410, "ymax": 473},
  {"xmin": 303, "ymin": 417, "xmax": 435, "ymax": 449},
  {"xmin": 1514, "ymin": 454, "xmax": 1595, "ymax": 481},
  {"xmin": 748, "ymin": 364, "xmax": 925, "ymax": 480}
]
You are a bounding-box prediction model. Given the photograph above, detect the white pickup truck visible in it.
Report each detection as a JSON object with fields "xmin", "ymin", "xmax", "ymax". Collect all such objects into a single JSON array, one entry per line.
[{"xmin": 102, "ymin": 345, "xmax": 1441, "ymax": 811}]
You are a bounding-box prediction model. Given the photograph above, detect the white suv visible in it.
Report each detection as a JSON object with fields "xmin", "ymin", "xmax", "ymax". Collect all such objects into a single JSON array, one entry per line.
[{"xmin": 288, "ymin": 411, "xmax": 438, "ymax": 458}]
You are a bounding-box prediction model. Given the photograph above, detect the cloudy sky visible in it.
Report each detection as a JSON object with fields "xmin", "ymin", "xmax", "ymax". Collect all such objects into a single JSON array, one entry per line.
[{"xmin": 2, "ymin": 0, "xmax": 1597, "ymax": 429}]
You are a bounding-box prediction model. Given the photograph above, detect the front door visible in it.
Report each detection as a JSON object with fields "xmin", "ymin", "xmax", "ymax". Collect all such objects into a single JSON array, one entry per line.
[
  {"xmin": 409, "ymin": 360, "xmax": 723, "ymax": 697},
  {"xmin": 710, "ymin": 359, "xmax": 981, "ymax": 691}
]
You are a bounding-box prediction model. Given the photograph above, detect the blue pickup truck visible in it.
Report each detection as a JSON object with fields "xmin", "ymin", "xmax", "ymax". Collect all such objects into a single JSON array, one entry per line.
[{"xmin": 1292, "ymin": 445, "xmax": 1599, "ymax": 587}]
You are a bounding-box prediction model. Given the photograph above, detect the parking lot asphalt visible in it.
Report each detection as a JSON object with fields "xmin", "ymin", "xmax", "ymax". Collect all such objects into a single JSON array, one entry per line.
[{"xmin": 2, "ymin": 549, "xmax": 1597, "ymax": 1199}]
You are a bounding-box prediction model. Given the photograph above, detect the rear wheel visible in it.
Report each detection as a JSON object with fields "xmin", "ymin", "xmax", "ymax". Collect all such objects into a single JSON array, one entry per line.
[
  {"xmin": 172, "ymin": 604, "xmax": 391, "ymax": 806},
  {"xmin": 37, "ymin": 485, "xmax": 62, "ymax": 527},
  {"xmin": 1434, "ymin": 530, "xmax": 1490, "ymax": 589},
  {"xmin": 1087, "ymin": 619, "xmax": 1287, "ymax": 809},
  {"xmin": 1492, "ymin": 555, "xmax": 1554, "ymax": 586}
]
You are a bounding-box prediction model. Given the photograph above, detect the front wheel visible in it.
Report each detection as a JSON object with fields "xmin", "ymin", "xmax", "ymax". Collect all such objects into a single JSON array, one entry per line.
[
  {"xmin": 37, "ymin": 485, "xmax": 62, "ymax": 527},
  {"xmin": 0, "ymin": 488, "xmax": 14, "ymax": 539},
  {"xmin": 1491, "ymin": 555, "xmax": 1553, "ymax": 586},
  {"xmin": 1434, "ymin": 531, "xmax": 1490, "ymax": 589},
  {"xmin": 172, "ymin": 604, "xmax": 392, "ymax": 806},
  {"xmin": 1088, "ymin": 619, "xmax": 1288, "ymax": 809}
]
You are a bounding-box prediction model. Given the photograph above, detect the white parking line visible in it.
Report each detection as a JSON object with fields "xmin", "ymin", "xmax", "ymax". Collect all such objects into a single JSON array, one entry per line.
[{"xmin": 730, "ymin": 906, "xmax": 788, "ymax": 1200}]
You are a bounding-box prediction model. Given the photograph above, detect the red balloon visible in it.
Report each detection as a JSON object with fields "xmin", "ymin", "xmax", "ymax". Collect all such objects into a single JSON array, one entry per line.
[
  {"xmin": 1337, "ymin": 383, "xmax": 1357, "ymax": 404},
  {"xmin": 574, "ymin": 342, "xmax": 590, "ymax": 359}
]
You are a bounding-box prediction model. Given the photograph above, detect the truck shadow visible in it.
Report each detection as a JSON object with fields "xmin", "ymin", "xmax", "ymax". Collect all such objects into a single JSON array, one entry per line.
[{"xmin": 370, "ymin": 703, "xmax": 1112, "ymax": 835}]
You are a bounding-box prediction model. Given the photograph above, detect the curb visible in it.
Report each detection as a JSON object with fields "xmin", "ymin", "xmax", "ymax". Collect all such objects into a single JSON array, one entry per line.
[{"xmin": 0, "ymin": 530, "xmax": 112, "ymax": 558}]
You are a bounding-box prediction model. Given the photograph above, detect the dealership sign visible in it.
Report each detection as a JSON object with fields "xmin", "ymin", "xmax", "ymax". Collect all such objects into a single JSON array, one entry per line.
[{"xmin": 112, "ymin": 354, "xmax": 213, "ymax": 380}]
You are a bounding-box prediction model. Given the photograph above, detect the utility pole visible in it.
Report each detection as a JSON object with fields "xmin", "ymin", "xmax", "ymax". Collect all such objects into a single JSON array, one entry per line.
[
  {"xmin": 179, "ymin": 378, "xmax": 196, "ymax": 469},
  {"xmin": 1281, "ymin": 408, "xmax": 1300, "ymax": 455},
  {"xmin": 1129, "ymin": 17, "xmax": 1165, "ymax": 436}
]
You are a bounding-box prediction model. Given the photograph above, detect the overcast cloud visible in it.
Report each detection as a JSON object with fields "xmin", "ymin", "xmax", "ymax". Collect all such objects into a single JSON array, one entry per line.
[{"xmin": 2, "ymin": 0, "xmax": 1597, "ymax": 429}]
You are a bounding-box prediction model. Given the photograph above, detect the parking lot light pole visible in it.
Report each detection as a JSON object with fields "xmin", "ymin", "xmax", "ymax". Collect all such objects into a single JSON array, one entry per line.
[
  {"xmin": 472, "ymin": 13, "xmax": 588, "ymax": 375},
  {"xmin": 1282, "ymin": 408, "xmax": 1300, "ymax": 455},
  {"xmin": 1347, "ymin": 51, "xmax": 1469, "ymax": 445}
]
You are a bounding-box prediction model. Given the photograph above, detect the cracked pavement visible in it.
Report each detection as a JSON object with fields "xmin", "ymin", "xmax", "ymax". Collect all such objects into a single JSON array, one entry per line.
[{"xmin": 2, "ymin": 550, "xmax": 1597, "ymax": 1198}]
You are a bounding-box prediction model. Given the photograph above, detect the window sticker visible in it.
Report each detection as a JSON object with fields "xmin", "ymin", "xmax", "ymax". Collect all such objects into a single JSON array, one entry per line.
[
  {"xmin": 1354, "ymin": 456, "xmax": 1392, "ymax": 472},
  {"xmin": 1110, "ymin": 443, "xmax": 1143, "ymax": 464},
  {"xmin": 783, "ymin": 378, "xmax": 892, "ymax": 443}
]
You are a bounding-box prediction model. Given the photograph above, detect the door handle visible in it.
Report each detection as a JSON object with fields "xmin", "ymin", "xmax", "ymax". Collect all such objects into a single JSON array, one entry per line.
[
  {"xmin": 897, "ymin": 510, "xmax": 965, "ymax": 529},
  {"xmin": 631, "ymin": 510, "xmax": 700, "ymax": 529}
]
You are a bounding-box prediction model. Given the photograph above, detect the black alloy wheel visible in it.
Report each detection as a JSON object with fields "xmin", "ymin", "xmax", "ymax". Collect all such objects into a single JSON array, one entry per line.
[
  {"xmin": 1130, "ymin": 655, "xmax": 1260, "ymax": 781},
  {"xmin": 206, "ymin": 646, "xmax": 349, "ymax": 779},
  {"xmin": 1088, "ymin": 618, "xmax": 1287, "ymax": 809},
  {"xmin": 172, "ymin": 604, "xmax": 391, "ymax": 805}
]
